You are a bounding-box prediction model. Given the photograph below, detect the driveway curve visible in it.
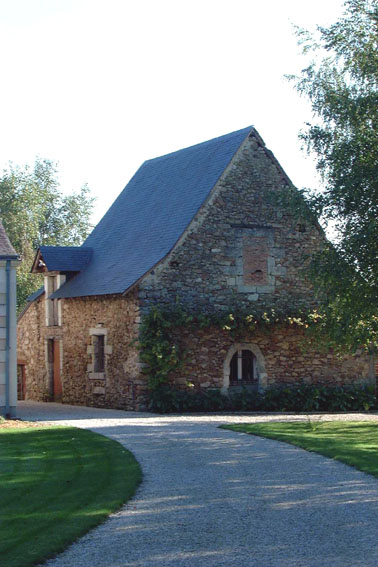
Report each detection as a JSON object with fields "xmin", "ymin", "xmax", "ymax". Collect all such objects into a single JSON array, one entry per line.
[{"xmin": 18, "ymin": 401, "xmax": 378, "ymax": 567}]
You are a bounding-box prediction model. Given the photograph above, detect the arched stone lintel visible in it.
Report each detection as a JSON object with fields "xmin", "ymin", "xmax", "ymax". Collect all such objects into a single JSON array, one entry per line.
[{"xmin": 222, "ymin": 342, "xmax": 267, "ymax": 394}]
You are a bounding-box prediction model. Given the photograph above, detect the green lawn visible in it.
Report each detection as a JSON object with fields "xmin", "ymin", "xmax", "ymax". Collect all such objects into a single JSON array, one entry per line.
[
  {"xmin": 0, "ymin": 426, "xmax": 142, "ymax": 567},
  {"xmin": 223, "ymin": 421, "xmax": 378, "ymax": 479}
]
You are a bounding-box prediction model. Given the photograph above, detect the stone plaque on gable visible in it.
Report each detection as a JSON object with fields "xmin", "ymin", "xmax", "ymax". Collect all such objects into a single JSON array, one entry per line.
[{"xmin": 242, "ymin": 235, "xmax": 269, "ymax": 286}]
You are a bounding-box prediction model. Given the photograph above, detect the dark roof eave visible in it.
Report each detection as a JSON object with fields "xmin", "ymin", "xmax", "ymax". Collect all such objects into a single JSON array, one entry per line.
[
  {"xmin": 0, "ymin": 255, "xmax": 20, "ymax": 260},
  {"xmin": 32, "ymin": 246, "xmax": 93, "ymax": 274}
]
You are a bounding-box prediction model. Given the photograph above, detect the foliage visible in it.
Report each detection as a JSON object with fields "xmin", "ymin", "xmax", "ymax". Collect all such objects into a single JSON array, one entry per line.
[
  {"xmin": 223, "ymin": 421, "xmax": 378, "ymax": 480},
  {"xmin": 148, "ymin": 386, "xmax": 230, "ymax": 413},
  {"xmin": 258, "ymin": 383, "xmax": 375, "ymax": 413},
  {"xmin": 287, "ymin": 0, "xmax": 378, "ymax": 353},
  {"xmin": 0, "ymin": 426, "xmax": 141, "ymax": 567},
  {"xmin": 138, "ymin": 306, "xmax": 189, "ymax": 390},
  {"xmin": 0, "ymin": 158, "xmax": 95, "ymax": 312},
  {"xmin": 148, "ymin": 383, "xmax": 375, "ymax": 414},
  {"xmin": 140, "ymin": 302, "xmax": 374, "ymax": 412},
  {"xmin": 138, "ymin": 303, "xmax": 322, "ymax": 391}
]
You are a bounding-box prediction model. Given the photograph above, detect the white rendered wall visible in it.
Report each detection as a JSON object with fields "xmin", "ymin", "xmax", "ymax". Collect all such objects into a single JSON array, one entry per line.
[{"xmin": 0, "ymin": 260, "xmax": 19, "ymax": 417}]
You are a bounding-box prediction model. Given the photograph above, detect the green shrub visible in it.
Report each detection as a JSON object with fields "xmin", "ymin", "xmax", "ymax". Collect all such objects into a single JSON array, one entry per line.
[
  {"xmin": 148, "ymin": 383, "xmax": 376, "ymax": 414},
  {"xmin": 148, "ymin": 387, "xmax": 231, "ymax": 413},
  {"xmin": 228, "ymin": 389, "xmax": 264, "ymax": 411}
]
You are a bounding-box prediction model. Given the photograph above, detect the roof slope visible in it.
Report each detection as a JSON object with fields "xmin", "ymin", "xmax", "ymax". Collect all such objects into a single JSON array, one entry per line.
[
  {"xmin": 26, "ymin": 286, "xmax": 44, "ymax": 302},
  {"xmin": 35, "ymin": 246, "xmax": 92, "ymax": 272},
  {"xmin": 0, "ymin": 220, "xmax": 18, "ymax": 258},
  {"xmin": 53, "ymin": 126, "xmax": 252, "ymax": 299}
]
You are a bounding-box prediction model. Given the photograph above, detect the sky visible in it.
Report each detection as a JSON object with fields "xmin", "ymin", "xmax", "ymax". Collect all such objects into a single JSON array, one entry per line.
[{"xmin": 0, "ymin": 0, "xmax": 344, "ymax": 224}]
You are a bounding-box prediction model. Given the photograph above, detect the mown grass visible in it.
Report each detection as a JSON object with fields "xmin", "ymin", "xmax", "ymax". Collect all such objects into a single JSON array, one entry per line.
[
  {"xmin": 222, "ymin": 421, "xmax": 378, "ymax": 478},
  {"xmin": 0, "ymin": 426, "xmax": 142, "ymax": 567}
]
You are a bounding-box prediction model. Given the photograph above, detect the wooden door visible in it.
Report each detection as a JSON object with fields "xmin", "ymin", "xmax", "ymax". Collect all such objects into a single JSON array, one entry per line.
[{"xmin": 53, "ymin": 340, "xmax": 62, "ymax": 401}]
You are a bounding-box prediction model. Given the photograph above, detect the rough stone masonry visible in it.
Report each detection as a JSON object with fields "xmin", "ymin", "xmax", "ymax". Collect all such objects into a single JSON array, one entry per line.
[{"xmin": 17, "ymin": 130, "xmax": 373, "ymax": 409}]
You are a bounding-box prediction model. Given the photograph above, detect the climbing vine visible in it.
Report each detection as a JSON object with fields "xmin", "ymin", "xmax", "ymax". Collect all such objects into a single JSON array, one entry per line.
[{"xmin": 138, "ymin": 301, "xmax": 325, "ymax": 391}]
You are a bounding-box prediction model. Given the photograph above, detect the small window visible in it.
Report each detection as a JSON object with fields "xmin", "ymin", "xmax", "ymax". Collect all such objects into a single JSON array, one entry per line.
[
  {"xmin": 230, "ymin": 349, "xmax": 257, "ymax": 384},
  {"xmin": 93, "ymin": 335, "xmax": 105, "ymax": 373}
]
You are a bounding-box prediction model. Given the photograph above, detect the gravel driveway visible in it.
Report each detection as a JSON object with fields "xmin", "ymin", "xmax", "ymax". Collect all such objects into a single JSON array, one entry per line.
[{"xmin": 17, "ymin": 401, "xmax": 378, "ymax": 567}]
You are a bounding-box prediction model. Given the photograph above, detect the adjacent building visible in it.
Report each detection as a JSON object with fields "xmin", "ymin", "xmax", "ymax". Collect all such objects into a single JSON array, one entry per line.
[{"xmin": 0, "ymin": 222, "xmax": 20, "ymax": 417}]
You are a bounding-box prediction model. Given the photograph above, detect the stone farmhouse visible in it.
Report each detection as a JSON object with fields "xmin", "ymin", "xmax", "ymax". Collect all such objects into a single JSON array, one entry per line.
[{"xmin": 17, "ymin": 126, "xmax": 372, "ymax": 409}]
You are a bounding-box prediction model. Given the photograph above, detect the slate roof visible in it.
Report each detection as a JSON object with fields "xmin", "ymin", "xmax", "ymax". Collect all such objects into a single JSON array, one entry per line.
[
  {"xmin": 27, "ymin": 286, "xmax": 44, "ymax": 302},
  {"xmin": 36, "ymin": 246, "xmax": 92, "ymax": 272},
  {"xmin": 0, "ymin": 220, "xmax": 19, "ymax": 258},
  {"xmin": 52, "ymin": 126, "xmax": 253, "ymax": 299}
]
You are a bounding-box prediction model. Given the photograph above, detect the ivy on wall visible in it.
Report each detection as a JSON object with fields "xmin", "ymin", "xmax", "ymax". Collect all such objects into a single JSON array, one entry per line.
[{"xmin": 138, "ymin": 301, "xmax": 324, "ymax": 391}]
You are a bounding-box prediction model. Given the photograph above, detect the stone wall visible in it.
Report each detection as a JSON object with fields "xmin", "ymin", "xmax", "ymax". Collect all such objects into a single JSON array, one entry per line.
[
  {"xmin": 140, "ymin": 132, "xmax": 323, "ymax": 313},
  {"xmin": 17, "ymin": 294, "xmax": 49, "ymax": 401},
  {"xmin": 139, "ymin": 132, "xmax": 371, "ymax": 390},
  {"xmin": 168, "ymin": 325, "xmax": 372, "ymax": 391},
  {"xmin": 17, "ymin": 290, "xmax": 146, "ymax": 409}
]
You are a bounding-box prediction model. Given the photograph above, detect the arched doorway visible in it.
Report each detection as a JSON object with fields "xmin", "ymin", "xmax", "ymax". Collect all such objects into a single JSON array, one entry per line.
[{"xmin": 222, "ymin": 343, "xmax": 267, "ymax": 393}]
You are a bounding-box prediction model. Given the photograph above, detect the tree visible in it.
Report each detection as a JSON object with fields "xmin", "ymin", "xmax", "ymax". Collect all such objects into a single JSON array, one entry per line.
[
  {"xmin": 0, "ymin": 158, "xmax": 95, "ymax": 312},
  {"xmin": 289, "ymin": 0, "xmax": 378, "ymax": 353}
]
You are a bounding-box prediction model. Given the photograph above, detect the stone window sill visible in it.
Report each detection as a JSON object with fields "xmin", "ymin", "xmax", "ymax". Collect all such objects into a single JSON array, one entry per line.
[
  {"xmin": 88, "ymin": 372, "xmax": 106, "ymax": 380},
  {"xmin": 230, "ymin": 380, "xmax": 258, "ymax": 386}
]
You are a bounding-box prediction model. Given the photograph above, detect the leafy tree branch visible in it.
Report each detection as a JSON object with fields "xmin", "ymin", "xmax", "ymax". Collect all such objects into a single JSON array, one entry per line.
[
  {"xmin": 0, "ymin": 158, "xmax": 95, "ymax": 311},
  {"xmin": 288, "ymin": 0, "xmax": 378, "ymax": 352}
]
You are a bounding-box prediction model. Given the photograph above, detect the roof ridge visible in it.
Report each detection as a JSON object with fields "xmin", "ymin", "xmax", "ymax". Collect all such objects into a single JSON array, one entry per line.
[
  {"xmin": 39, "ymin": 245, "xmax": 89, "ymax": 251},
  {"xmin": 144, "ymin": 126, "xmax": 253, "ymax": 164}
]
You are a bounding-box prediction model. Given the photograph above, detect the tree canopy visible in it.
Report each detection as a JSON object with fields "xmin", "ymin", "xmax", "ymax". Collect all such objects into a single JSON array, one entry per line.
[
  {"xmin": 289, "ymin": 0, "xmax": 378, "ymax": 353},
  {"xmin": 0, "ymin": 158, "xmax": 95, "ymax": 312}
]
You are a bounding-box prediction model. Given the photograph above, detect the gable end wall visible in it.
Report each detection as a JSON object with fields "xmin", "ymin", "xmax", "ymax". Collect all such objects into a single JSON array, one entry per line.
[
  {"xmin": 139, "ymin": 133, "xmax": 322, "ymax": 312},
  {"xmin": 139, "ymin": 133, "xmax": 371, "ymax": 391}
]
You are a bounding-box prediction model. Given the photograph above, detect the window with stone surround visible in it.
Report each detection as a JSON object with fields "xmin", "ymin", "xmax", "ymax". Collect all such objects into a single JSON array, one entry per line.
[
  {"xmin": 93, "ymin": 335, "xmax": 105, "ymax": 373},
  {"xmin": 229, "ymin": 349, "xmax": 257, "ymax": 385},
  {"xmin": 222, "ymin": 343, "xmax": 268, "ymax": 394},
  {"xmin": 235, "ymin": 227, "xmax": 281, "ymax": 296},
  {"xmin": 88, "ymin": 326, "xmax": 112, "ymax": 380},
  {"xmin": 242, "ymin": 236, "xmax": 269, "ymax": 286}
]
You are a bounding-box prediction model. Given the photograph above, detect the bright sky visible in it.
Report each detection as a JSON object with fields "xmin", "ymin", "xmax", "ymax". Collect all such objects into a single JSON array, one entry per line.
[{"xmin": 0, "ymin": 0, "xmax": 344, "ymax": 224}]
